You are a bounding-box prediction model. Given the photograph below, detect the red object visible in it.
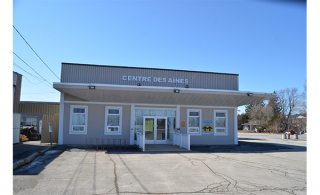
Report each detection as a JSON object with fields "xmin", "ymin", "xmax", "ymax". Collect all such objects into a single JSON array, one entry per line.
[{"xmin": 285, "ymin": 132, "xmax": 291, "ymax": 139}]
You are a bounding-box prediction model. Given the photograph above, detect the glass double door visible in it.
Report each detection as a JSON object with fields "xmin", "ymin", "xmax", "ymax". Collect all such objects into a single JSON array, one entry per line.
[{"xmin": 144, "ymin": 117, "xmax": 167, "ymax": 144}]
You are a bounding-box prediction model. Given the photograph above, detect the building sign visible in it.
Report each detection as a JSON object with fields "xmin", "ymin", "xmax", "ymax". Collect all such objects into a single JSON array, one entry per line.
[
  {"xmin": 39, "ymin": 120, "xmax": 42, "ymax": 134},
  {"xmin": 181, "ymin": 120, "xmax": 186, "ymax": 127},
  {"xmin": 49, "ymin": 123, "xmax": 52, "ymax": 133},
  {"xmin": 202, "ymin": 120, "xmax": 213, "ymax": 134},
  {"xmin": 122, "ymin": 75, "xmax": 189, "ymax": 84}
]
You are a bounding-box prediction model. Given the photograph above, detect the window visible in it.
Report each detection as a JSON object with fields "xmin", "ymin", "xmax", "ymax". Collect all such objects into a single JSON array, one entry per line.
[
  {"xmin": 26, "ymin": 117, "xmax": 38, "ymax": 126},
  {"xmin": 187, "ymin": 109, "xmax": 201, "ymax": 135},
  {"xmin": 105, "ymin": 107, "xmax": 122, "ymax": 135},
  {"xmin": 214, "ymin": 110, "xmax": 228, "ymax": 136},
  {"xmin": 70, "ymin": 105, "xmax": 88, "ymax": 134}
]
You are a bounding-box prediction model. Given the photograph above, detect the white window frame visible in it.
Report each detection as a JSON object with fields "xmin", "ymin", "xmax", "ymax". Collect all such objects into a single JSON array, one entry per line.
[
  {"xmin": 104, "ymin": 106, "xmax": 122, "ymax": 135},
  {"xmin": 214, "ymin": 110, "xmax": 228, "ymax": 136},
  {"xmin": 187, "ymin": 109, "xmax": 202, "ymax": 136},
  {"xmin": 69, "ymin": 105, "xmax": 88, "ymax": 134}
]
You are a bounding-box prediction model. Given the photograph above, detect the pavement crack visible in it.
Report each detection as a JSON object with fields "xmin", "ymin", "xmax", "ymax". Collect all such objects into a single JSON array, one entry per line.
[
  {"xmin": 106, "ymin": 187, "xmax": 115, "ymax": 194},
  {"xmin": 108, "ymin": 154, "xmax": 119, "ymax": 195},
  {"xmin": 61, "ymin": 153, "xmax": 88, "ymax": 195},
  {"xmin": 178, "ymin": 153, "xmax": 243, "ymax": 194}
]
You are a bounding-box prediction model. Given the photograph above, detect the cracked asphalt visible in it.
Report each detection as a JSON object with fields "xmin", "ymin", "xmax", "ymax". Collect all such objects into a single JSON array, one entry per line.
[{"xmin": 13, "ymin": 133, "xmax": 306, "ymax": 195}]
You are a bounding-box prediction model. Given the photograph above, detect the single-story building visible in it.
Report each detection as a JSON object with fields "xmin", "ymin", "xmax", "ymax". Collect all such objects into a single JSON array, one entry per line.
[
  {"xmin": 53, "ymin": 63, "xmax": 276, "ymax": 150},
  {"xmin": 20, "ymin": 101, "xmax": 60, "ymax": 143},
  {"xmin": 241, "ymin": 121, "xmax": 258, "ymax": 131}
]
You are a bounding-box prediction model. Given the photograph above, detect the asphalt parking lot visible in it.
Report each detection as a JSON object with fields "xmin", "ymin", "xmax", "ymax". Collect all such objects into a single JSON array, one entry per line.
[{"xmin": 13, "ymin": 133, "xmax": 306, "ymax": 195}]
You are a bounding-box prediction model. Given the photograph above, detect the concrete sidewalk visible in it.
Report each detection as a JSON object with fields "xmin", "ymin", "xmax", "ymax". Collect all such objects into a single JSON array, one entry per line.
[{"xmin": 13, "ymin": 141, "xmax": 56, "ymax": 163}]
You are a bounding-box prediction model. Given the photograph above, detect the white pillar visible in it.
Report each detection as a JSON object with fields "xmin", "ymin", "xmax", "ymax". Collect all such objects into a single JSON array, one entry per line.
[
  {"xmin": 58, "ymin": 93, "xmax": 64, "ymax": 145},
  {"xmin": 130, "ymin": 104, "xmax": 135, "ymax": 145},
  {"xmin": 176, "ymin": 105, "xmax": 180, "ymax": 128},
  {"xmin": 234, "ymin": 107, "xmax": 238, "ymax": 145}
]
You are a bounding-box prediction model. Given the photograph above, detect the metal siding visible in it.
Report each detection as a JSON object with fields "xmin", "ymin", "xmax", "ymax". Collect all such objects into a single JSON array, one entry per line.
[
  {"xmin": 61, "ymin": 64, "xmax": 239, "ymax": 90},
  {"xmin": 42, "ymin": 114, "xmax": 59, "ymax": 143},
  {"xmin": 20, "ymin": 103, "xmax": 60, "ymax": 114}
]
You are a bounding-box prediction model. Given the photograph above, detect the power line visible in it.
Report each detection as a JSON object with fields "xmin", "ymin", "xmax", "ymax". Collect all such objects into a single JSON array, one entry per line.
[
  {"xmin": 13, "ymin": 52, "xmax": 52, "ymax": 86},
  {"xmin": 13, "ymin": 63, "xmax": 52, "ymax": 89},
  {"xmin": 13, "ymin": 25, "xmax": 60, "ymax": 80},
  {"xmin": 13, "ymin": 62, "xmax": 46, "ymax": 81},
  {"xmin": 22, "ymin": 75, "xmax": 44, "ymax": 85},
  {"xmin": 13, "ymin": 62, "xmax": 53, "ymax": 89}
]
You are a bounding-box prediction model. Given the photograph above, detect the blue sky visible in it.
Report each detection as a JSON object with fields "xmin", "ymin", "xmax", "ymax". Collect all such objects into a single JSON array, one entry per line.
[{"xmin": 13, "ymin": 0, "xmax": 306, "ymax": 113}]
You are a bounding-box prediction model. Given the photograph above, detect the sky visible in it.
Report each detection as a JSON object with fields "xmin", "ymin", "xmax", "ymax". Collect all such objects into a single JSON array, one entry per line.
[{"xmin": 12, "ymin": 0, "xmax": 306, "ymax": 113}]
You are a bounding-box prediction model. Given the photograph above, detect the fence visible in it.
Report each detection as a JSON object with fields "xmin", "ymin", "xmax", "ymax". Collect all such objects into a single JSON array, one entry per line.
[
  {"xmin": 174, "ymin": 133, "xmax": 190, "ymax": 150},
  {"xmin": 136, "ymin": 132, "xmax": 145, "ymax": 151},
  {"xmin": 85, "ymin": 138, "xmax": 127, "ymax": 151}
]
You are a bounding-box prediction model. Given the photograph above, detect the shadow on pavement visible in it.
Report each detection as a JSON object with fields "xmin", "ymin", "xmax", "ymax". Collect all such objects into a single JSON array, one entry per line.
[
  {"xmin": 13, "ymin": 141, "xmax": 306, "ymax": 176},
  {"xmin": 13, "ymin": 141, "xmax": 52, "ymax": 163},
  {"xmin": 13, "ymin": 145, "xmax": 65, "ymax": 176},
  {"xmin": 238, "ymin": 138, "xmax": 266, "ymax": 141},
  {"xmin": 190, "ymin": 141, "xmax": 306, "ymax": 153}
]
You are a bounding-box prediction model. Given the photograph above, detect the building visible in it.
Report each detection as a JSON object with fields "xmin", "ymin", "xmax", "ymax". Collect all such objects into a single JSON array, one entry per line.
[
  {"xmin": 53, "ymin": 63, "xmax": 276, "ymax": 149},
  {"xmin": 20, "ymin": 101, "xmax": 60, "ymax": 143},
  {"xmin": 241, "ymin": 121, "xmax": 258, "ymax": 131},
  {"xmin": 13, "ymin": 71, "xmax": 22, "ymax": 113},
  {"xmin": 13, "ymin": 72, "xmax": 22, "ymax": 144},
  {"xmin": 288, "ymin": 113, "xmax": 307, "ymax": 132}
]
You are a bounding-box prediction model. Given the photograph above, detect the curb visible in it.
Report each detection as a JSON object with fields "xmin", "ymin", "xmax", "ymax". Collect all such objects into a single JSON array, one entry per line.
[{"xmin": 13, "ymin": 144, "xmax": 58, "ymax": 171}]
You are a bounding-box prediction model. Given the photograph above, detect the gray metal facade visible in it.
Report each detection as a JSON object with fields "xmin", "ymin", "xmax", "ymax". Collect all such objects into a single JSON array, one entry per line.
[{"xmin": 61, "ymin": 63, "xmax": 239, "ymax": 90}]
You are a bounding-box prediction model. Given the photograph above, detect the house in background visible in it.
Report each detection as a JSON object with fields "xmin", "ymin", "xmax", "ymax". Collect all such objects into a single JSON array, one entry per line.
[
  {"xmin": 13, "ymin": 72, "xmax": 22, "ymax": 144},
  {"xmin": 288, "ymin": 113, "xmax": 307, "ymax": 132},
  {"xmin": 241, "ymin": 121, "xmax": 258, "ymax": 131}
]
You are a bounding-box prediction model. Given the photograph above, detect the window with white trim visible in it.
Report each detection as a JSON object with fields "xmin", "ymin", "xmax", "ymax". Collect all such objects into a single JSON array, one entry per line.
[
  {"xmin": 187, "ymin": 109, "xmax": 201, "ymax": 135},
  {"xmin": 105, "ymin": 107, "xmax": 122, "ymax": 135},
  {"xmin": 214, "ymin": 110, "xmax": 228, "ymax": 136},
  {"xmin": 70, "ymin": 105, "xmax": 88, "ymax": 134}
]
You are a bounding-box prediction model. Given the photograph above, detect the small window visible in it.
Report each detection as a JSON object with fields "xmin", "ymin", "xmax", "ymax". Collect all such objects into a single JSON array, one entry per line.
[
  {"xmin": 70, "ymin": 105, "xmax": 88, "ymax": 134},
  {"xmin": 105, "ymin": 107, "xmax": 122, "ymax": 135},
  {"xmin": 187, "ymin": 109, "xmax": 201, "ymax": 135},
  {"xmin": 214, "ymin": 110, "xmax": 228, "ymax": 136},
  {"xmin": 25, "ymin": 117, "xmax": 38, "ymax": 127}
]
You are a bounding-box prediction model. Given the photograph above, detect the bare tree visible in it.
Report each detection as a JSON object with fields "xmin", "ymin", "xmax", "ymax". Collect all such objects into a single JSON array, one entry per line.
[
  {"xmin": 299, "ymin": 80, "xmax": 307, "ymax": 114},
  {"xmin": 249, "ymin": 104, "xmax": 273, "ymax": 129},
  {"xmin": 269, "ymin": 118, "xmax": 281, "ymax": 133},
  {"xmin": 277, "ymin": 88, "xmax": 300, "ymax": 131}
]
